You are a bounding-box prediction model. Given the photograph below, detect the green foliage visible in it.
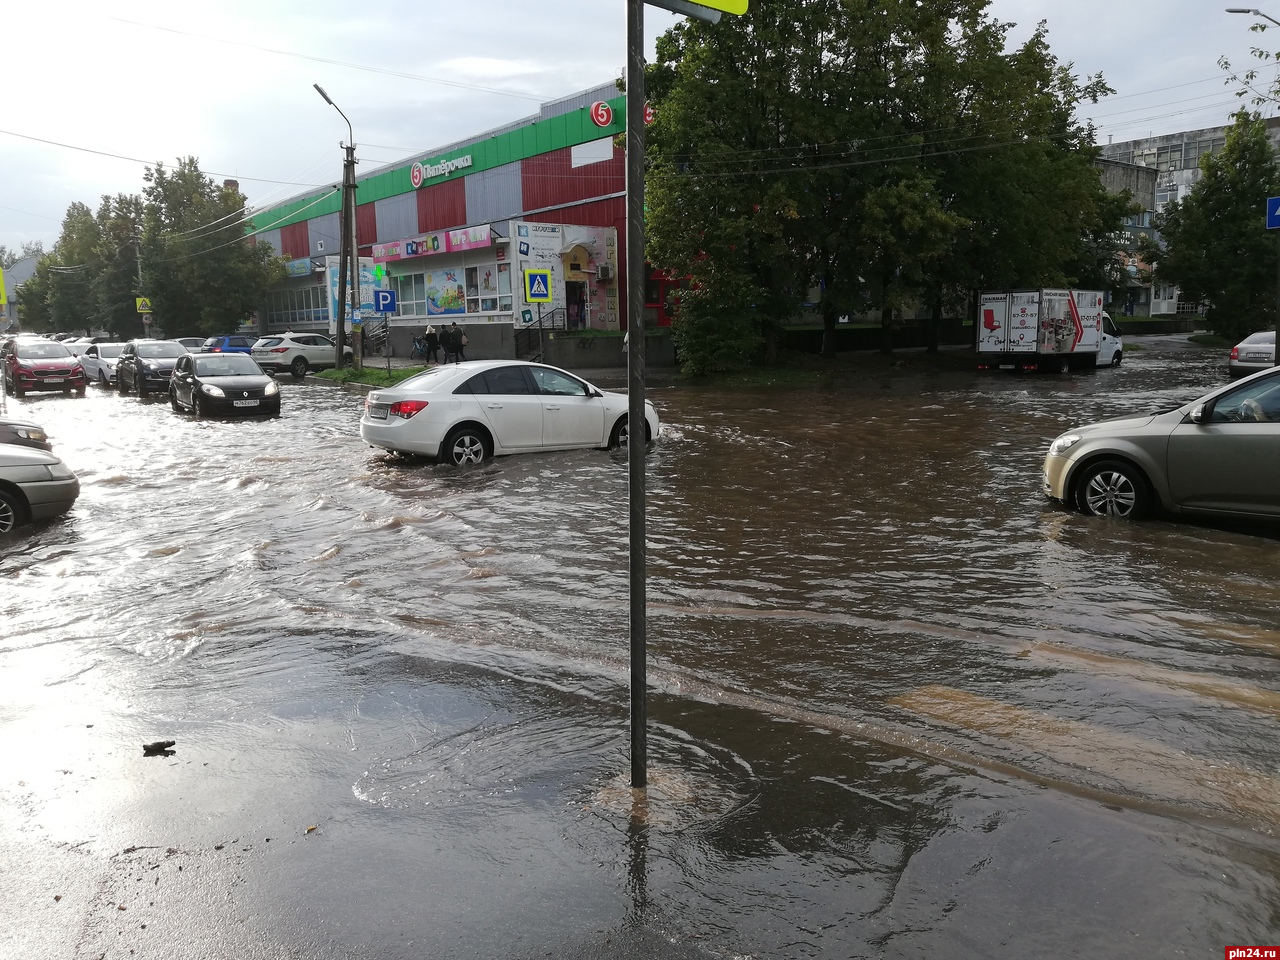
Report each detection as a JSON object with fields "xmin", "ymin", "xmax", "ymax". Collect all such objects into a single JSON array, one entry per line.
[
  {"xmin": 17, "ymin": 157, "xmax": 284, "ymax": 339},
  {"xmin": 0, "ymin": 241, "xmax": 44, "ymax": 270},
  {"xmin": 1141, "ymin": 112, "xmax": 1280, "ymax": 341},
  {"xmin": 143, "ymin": 158, "xmax": 285, "ymax": 337},
  {"xmin": 644, "ymin": 1, "xmax": 1122, "ymax": 372}
]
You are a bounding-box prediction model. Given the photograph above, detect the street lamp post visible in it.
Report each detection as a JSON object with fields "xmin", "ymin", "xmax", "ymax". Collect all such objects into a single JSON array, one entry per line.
[
  {"xmin": 314, "ymin": 83, "xmax": 360, "ymax": 370},
  {"xmin": 1226, "ymin": 7, "xmax": 1280, "ymax": 26}
]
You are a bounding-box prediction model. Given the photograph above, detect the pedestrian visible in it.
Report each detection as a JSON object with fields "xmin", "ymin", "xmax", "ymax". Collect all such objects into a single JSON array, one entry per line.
[
  {"xmin": 450, "ymin": 322, "xmax": 467, "ymax": 363},
  {"xmin": 424, "ymin": 325, "xmax": 440, "ymax": 364}
]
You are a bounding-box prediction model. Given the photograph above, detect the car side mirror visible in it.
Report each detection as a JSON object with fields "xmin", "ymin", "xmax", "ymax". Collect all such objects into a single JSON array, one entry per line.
[{"xmin": 1188, "ymin": 403, "xmax": 1207, "ymax": 424}]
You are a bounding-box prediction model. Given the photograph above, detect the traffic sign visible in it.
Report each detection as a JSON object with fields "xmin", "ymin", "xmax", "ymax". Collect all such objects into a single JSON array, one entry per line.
[
  {"xmin": 373, "ymin": 289, "xmax": 398, "ymax": 313},
  {"xmin": 1267, "ymin": 197, "xmax": 1280, "ymax": 230},
  {"xmin": 135, "ymin": 297, "xmax": 152, "ymax": 313},
  {"xmin": 524, "ymin": 269, "xmax": 552, "ymax": 303}
]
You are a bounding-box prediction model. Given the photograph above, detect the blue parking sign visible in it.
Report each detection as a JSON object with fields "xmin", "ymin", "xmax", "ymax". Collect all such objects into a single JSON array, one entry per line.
[{"xmin": 374, "ymin": 289, "xmax": 398, "ymax": 313}]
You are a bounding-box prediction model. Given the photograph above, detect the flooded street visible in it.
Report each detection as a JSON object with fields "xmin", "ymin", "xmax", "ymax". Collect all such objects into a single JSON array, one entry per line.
[{"xmin": 2, "ymin": 337, "xmax": 1278, "ymax": 959}]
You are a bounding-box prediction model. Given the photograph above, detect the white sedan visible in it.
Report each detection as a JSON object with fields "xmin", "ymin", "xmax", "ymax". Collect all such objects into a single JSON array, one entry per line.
[{"xmin": 360, "ymin": 360, "xmax": 660, "ymax": 465}]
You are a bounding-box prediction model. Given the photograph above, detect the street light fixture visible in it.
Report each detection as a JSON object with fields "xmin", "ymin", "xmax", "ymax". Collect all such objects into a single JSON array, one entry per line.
[
  {"xmin": 313, "ymin": 84, "xmax": 360, "ymax": 370},
  {"xmin": 1226, "ymin": 7, "xmax": 1280, "ymax": 27}
]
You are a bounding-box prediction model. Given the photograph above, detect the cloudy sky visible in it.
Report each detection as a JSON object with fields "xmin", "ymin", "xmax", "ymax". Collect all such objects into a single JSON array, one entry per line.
[{"xmin": 4, "ymin": 0, "xmax": 1278, "ymax": 254}]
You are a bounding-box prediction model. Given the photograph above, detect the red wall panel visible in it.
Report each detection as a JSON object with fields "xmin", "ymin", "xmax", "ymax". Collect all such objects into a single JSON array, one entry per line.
[
  {"xmin": 521, "ymin": 146, "xmax": 625, "ymax": 212},
  {"xmin": 417, "ymin": 179, "xmax": 467, "ymax": 233},
  {"xmin": 280, "ymin": 221, "xmax": 310, "ymax": 260},
  {"xmin": 356, "ymin": 203, "xmax": 378, "ymax": 250}
]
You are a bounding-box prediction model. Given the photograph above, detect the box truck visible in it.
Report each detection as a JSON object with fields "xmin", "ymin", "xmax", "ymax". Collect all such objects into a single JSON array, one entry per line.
[{"xmin": 976, "ymin": 289, "xmax": 1123, "ymax": 372}]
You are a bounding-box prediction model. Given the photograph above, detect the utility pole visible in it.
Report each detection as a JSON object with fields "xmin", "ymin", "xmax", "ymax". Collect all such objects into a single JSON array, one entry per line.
[{"xmin": 314, "ymin": 84, "xmax": 358, "ymax": 370}]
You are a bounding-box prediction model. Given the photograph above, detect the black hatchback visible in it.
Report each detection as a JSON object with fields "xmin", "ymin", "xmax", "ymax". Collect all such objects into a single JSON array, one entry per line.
[
  {"xmin": 115, "ymin": 339, "xmax": 187, "ymax": 396},
  {"xmin": 169, "ymin": 352, "xmax": 280, "ymax": 418}
]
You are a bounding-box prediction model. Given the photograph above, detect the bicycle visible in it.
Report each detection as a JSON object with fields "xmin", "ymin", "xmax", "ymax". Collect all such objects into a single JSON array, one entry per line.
[{"xmin": 411, "ymin": 336, "xmax": 427, "ymax": 360}]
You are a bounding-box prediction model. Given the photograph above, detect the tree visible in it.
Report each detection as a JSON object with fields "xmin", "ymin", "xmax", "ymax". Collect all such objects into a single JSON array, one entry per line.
[
  {"xmin": 1140, "ymin": 112, "xmax": 1280, "ymax": 341},
  {"xmin": 644, "ymin": 2, "xmax": 1122, "ymax": 372},
  {"xmin": 142, "ymin": 157, "xmax": 283, "ymax": 337},
  {"xmin": 0, "ymin": 241, "xmax": 45, "ymax": 270}
]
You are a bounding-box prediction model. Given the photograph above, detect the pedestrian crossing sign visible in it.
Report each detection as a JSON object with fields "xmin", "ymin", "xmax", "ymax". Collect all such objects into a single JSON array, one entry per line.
[
  {"xmin": 135, "ymin": 297, "xmax": 152, "ymax": 313},
  {"xmin": 524, "ymin": 269, "xmax": 552, "ymax": 303}
]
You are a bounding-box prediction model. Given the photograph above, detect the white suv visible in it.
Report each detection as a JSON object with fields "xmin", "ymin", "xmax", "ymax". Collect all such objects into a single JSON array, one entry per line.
[{"xmin": 251, "ymin": 333, "xmax": 353, "ymax": 378}]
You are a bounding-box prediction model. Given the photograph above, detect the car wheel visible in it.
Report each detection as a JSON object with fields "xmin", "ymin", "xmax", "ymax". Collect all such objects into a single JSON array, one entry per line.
[
  {"xmin": 609, "ymin": 416, "xmax": 629, "ymax": 448},
  {"xmin": 290, "ymin": 356, "xmax": 308, "ymax": 379},
  {"xmin": 170, "ymin": 389, "xmax": 182, "ymax": 412},
  {"xmin": 74, "ymin": 386, "xmax": 86, "ymax": 396},
  {"xmin": 0, "ymin": 487, "xmax": 28, "ymax": 535},
  {"xmin": 1111, "ymin": 350, "xmax": 1123, "ymax": 367},
  {"xmin": 1075, "ymin": 460, "xmax": 1150, "ymax": 520},
  {"xmin": 193, "ymin": 395, "xmax": 206, "ymax": 418},
  {"xmin": 442, "ymin": 427, "xmax": 489, "ymax": 466},
  {"xmin": 136, "ymin": 375, "xmax": 148, "ymax": 398},
  {"xmin": 98, "ymin": 371, "xmax": 109, "ymax": 387}
]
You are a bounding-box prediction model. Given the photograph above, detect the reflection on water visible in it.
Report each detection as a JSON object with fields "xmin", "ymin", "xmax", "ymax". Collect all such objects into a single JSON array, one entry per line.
[{"xmin": 3, "ymin": 340, "xmax": 1279, "ymax": 958}]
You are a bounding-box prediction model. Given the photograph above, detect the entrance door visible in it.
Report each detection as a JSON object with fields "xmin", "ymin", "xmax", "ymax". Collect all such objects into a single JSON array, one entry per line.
[{"xmin": 565, "ymin": 282, "xmax": 586, "ymax": 330}]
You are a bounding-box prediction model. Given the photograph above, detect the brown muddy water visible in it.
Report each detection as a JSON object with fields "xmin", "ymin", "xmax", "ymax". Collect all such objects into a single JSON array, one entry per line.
[{"xmin": 2, "ymin": 337, "xmax": 1277, "ymax": 959}]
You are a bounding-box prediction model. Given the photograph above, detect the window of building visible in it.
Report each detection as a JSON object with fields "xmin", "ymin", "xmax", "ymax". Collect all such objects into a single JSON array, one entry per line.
[
  {"xmin": 393, "ymin": 274, "xmax": 427, "ymax": 316},
  {"xmin": 464, "ymin": 263, "xmax": 500, "ymax": 313},
  {"xmin": 266, "ymin": 285, "xmax": 326, "ymax": 329},
  {"xmin": 1156, "ymin": 144, "xmax": 1183, "ymax": 172},
  {"xmin": 497, "ymin": 263, "xmax": 512, "ymax": 312}
]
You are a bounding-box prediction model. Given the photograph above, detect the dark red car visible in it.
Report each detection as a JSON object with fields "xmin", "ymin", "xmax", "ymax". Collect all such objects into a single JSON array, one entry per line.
[{"xmin": 2, "ymin": 338, "xmax": 88, "ymax": 397}]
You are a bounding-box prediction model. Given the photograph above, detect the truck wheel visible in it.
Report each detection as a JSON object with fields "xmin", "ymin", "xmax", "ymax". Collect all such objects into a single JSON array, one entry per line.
[
  {"xmin": 1056, "ymin": 357, "xmax": 1070, "ymax": 374},
  {"xmin": 1111, "ymin": 350, "xmax": 1123, "ymax": 367},
  {"xmin": 1075, "ymin": 460, "xmax": 1150, "ymax": 519}
]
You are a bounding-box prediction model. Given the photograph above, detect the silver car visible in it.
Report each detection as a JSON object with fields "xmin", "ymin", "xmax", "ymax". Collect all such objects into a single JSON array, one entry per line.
[
  {"xmin": 1043, "ymin": 366, "xmax": 1280, "ymax": 521},
  {"xmin": 1228, "ymin": 330, "xmax": 1275, "ymax": 379},
  {"xmin": 0, "ymin": 445, "xmax": 80, "ymax": 534},
  {"xmin": 78, "ymin": 342, "xmax": 126, "ymax": 388}
]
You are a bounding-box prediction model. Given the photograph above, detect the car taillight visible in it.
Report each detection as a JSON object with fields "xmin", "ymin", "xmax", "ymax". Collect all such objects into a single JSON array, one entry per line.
[
  {"xmin": 269, "ymin": 347, "xmax": 289, "ymax": 354},
  {"xmin": 390, "ymin": 400, "xmax": 428, "ymax": 419},
  {"xmin": 1230, "ymin": 347, "xmax": 1239, "ymax": 360},
  {"xmin": 211, "ymin": 346, "xmax": 223, "ymax": 352}
]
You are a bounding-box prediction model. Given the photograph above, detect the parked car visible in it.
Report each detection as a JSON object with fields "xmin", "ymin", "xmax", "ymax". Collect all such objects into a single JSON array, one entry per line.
[
  {"xmin": 0, "ymin": 445, "xmax": 80, "ymax": 535},
  {"xmin": 170, "ymin": 337, "xmax": 207, "ymax": 352},
  {"xmin": 251, "ymin": 332, "xmax": 353, "ymax": 378},
  {"xmin": 79, "ymin": 342, "xmax": 126, "ymax": 388},
  {"xmin": 115, "ymin": 339, "xmax": 187, "ymax": 396},
  {"xmin": 359, "ymin": 360, "xmax": 661, "ymax": 465},
  {"xmin": 201, "ymin": 334, "xmax": 259, "ymax": 354},
  {"xmin": 1, "ymin": 337, "xmax": 88, "ymax": 397},
  {"xmin": 1228, "ymin": 330, "xmax": 1275, "ymax": 379},
  {"xmin": 0, "ymin": 415, "xmax": 53, "ymax": 451},
  {"xmin": 169, "ymin": 352, "xmax": 280, "ymax": 417},
  {"xmin": 1042, "ymin": 365, "xmax": 1280, "ymax": 521}
]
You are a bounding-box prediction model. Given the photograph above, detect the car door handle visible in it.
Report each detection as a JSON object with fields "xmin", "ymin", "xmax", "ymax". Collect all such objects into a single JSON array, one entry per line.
[
  {"xmin": 486, "ymin": 403, "xmax": 504, "ymax": 409},
  {"xmin": 545, "ymin": 405, "xmax": 561, "ymax": 412}
]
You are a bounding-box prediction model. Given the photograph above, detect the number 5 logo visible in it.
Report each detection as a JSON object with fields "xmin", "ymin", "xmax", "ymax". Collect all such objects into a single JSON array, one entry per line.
[{"xmin": 590, "ymin": 101, "xmax": 613, "ymax": 127}]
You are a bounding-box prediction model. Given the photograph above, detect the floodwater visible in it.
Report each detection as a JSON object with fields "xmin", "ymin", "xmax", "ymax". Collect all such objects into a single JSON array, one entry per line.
[{"xmin": 2, "ymin": 338, "xmax": 1278, "ymax": 959}]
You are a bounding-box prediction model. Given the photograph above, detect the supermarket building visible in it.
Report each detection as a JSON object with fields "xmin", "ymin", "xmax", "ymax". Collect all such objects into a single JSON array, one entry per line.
[{"xmin": 248, "ymin": 81, "xmax": 675, "ymax": 359}]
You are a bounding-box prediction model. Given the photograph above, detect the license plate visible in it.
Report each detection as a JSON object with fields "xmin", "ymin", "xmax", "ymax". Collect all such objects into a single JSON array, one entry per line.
[
  {"xmin": 233, "ymin": 399, "xmax": 260, "ymax": 408},
  {"xmin": 369, "ymin": 403, "xmax": 389, "ymax": 420},
  {"xmin": 1246, "ymin": 353, "xmax": 1269, "ymax": 360},
  {"xmin": 44, "ymin": 377, "xmax": 64, "ymax": 384}
]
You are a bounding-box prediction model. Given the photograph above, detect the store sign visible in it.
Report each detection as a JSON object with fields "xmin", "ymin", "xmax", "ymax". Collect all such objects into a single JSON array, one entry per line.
[
  {"xmin": 285, "ymin": 258, "xmax": 312, "ymax": 278},
  {"xmin": 447, "ymin": 226, "xmax": 491, "ymax": 252},
  {"xmin": 410, "ymin": 153, "xmax": 473, "ymax": 189},
  {"xmin": 590, "ymin": 101, "xmax": 613, "ymax": 127}
]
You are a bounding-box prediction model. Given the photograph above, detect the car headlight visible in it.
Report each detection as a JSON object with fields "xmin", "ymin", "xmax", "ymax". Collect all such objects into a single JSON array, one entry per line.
[
  {"xmin": 14, "ymin": 426, "xmax": 47, "ymax": 443},
  {"xmin": 142, "ymin": 362, "xmax": 158, "ymax": 372},
  {"xmin": 264, "ymin": 380, "xmax": 279, "ymax": 396},
  {"xmin": 202, "ymin": 384, "xmax": 226, "ymax": 398},
  {"xmin": 1048, "ymin": 433, "xmax": 1082, "ymax": 457}
]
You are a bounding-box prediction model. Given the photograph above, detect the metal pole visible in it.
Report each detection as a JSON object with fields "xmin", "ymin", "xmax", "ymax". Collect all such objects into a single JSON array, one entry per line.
[
  {"xmin": 347, "ymin": 143, "xmax": 361, "ymax": 370},
  {"xmin": 626, "ymin": 0, "xmax": 648, "ymax": 790},
  {"xmin": 334, "ymin": 165, "xmax": 350, "ymax": 367}
]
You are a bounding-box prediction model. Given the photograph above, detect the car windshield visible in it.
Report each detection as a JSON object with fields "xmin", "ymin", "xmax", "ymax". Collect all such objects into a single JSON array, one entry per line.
[
  {"xmin": 16, "ymin": 342, "xmax": 72, "ymax": 359},
  {"xmin": 98, "ymin": 344, "xmax": 124, "ymax": 359},
  {"xmin": 195, "ymin": 355, "xmax": 262, "ymax": 376},
  {"xmin": 137, "ymin": 343, "xmax": 186, "ymax": 358}
]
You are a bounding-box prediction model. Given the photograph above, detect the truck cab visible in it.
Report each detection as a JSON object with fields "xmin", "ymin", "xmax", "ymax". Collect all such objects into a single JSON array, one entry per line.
[{"xmin": 1096, "ymin": 312, "xmax": 1123, "ymax": 367}]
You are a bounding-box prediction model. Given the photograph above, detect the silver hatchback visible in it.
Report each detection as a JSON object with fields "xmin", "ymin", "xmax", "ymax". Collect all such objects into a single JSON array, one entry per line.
[{"xmin": 1043, "ymin": 366, "xmax": 1280, "ymax": 521}]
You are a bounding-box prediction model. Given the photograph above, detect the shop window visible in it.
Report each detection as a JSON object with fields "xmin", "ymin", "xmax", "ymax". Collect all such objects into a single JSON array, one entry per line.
[
  {"xmin": 497, "ymin": 263, "xmax": 512, "ymax": 312},
  {"xmin": 394, "ymin": 274, "xmax": 427, "ymax": 316}
]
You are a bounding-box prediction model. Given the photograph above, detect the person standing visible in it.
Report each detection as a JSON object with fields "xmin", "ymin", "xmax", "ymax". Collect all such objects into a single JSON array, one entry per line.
[
  {"xmin": 450, "ymin": 322, "xmax": 467, "ymax": 363},
  {"xmin": 424, "ymin": 325, "xmax": 440, "ymax": 364}
]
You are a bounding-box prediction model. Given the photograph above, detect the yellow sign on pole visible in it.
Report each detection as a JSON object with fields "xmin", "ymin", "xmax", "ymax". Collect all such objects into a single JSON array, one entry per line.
[
  {"xmin": 689, "ymin": 0, "xmax": 746, "ymax": 11},
  {"xmin": 136, "ymin": 297, "xmax": 152, "ymax": 313},
  {"xmin": 0, "ymin": 266, "xmax": 7, "ymax": 306}
]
